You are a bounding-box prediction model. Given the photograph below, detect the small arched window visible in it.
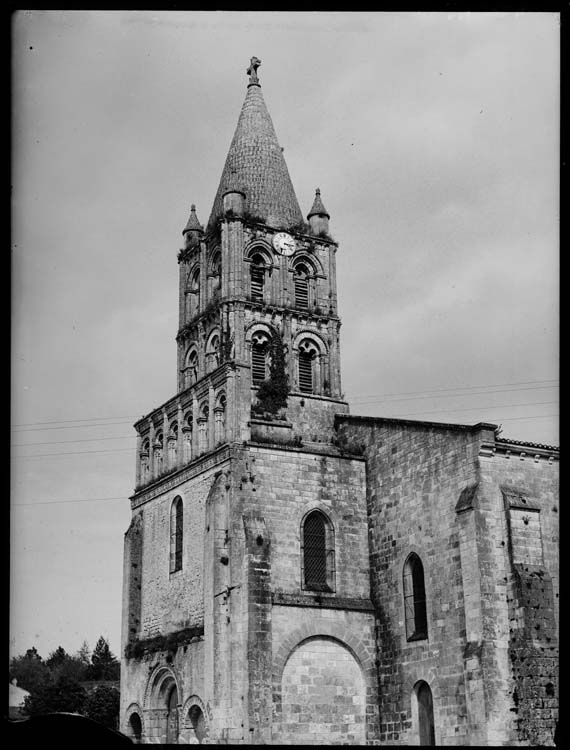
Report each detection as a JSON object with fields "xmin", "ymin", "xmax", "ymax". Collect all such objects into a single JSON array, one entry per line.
[
  {"xmin": 210, "ymin": 251, "xmax": 221, "ymax": 298},
  {"xmin": 185, "ymin": 348, "xmax": 198, "ymax": 387},
  {"xmin": 170, "ymin": 496, "xmax": 183, "ymax": 573},
  {"xmin": 302, "ymin": 510, "xmax": 335, "ymax": 592},
  {"xmin": 128, "ymin": 712, "xmax": 143, "ymax": 743},
  {"xmin": 403, "ymin": 553, "xmax": 428, "ymax": 641},
  {"xmin": 214, "ymin": 394, "xmax": 226, "ymax": 445},
  {"xmin": 188, "ymin": 267, "xmax": 200, "ymax": 317},
  {"xmin": 251, "ymin": 331, "xmax": 271, "ymax": 385},
  {"xmin": 198, "ymin": 404, "xmax": 209, "ymax": 454},
  {"xmin": 167, "ymin": 422, "xmax": 178, "ymax": 468},
  {"xmin": 154, "ymin": 431, "xmax": 164, "ymax": 475},
  {"xmin": 294, "ymin": 263, "xmax": 310, "ymax": 310},
  {"xmin": 140, "ymin": 439, "xmax": 150, "ymax": 483},
  {"xmin": 298, "ymin": 339, "xmax": 319, "ymax": 394},
  {"xmin": 250, "ymin": 253, "xmax": 266, "ymax": 302},
  {"xmin": 182, "ymin": 411, "xmax": 193, "ymax": 462},
  {"xmin": 206, "ymin": 333, "xmax": 220, "ymax": 373}
]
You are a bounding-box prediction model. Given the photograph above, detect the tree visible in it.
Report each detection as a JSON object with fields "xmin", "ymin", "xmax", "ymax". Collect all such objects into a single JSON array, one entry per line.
[
  {"xmin": 46, "ymin": 645, "xmax": 88, "ymax": 684},
  {"xmin": 86, "ymin": 636, "xmax": 120, "ymax": 681},
  {"xmin": 10, "ymin": 647, "xmax": 51, "ymax": 694},
  {"xmin": 77, "ymin": 640, "xmax": 91, "ymax": 667},
  {"xmin": 23, "ymin": 674, "xmax": 87, "ymax": 716},
  {"xmin": 84, "ymin": 685, "xmax": 120, "ymax": 729}
]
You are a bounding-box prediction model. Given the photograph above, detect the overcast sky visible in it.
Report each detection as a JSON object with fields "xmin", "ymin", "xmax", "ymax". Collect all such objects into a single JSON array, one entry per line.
[{"xmin": 11, "ymin": 11, "xmax": 559, "ymax": 661}]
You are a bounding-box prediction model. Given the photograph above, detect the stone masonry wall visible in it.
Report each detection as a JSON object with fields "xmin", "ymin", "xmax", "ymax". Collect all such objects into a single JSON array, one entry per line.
[
  {"xmin": 227, "ymin": 443, "xmax": 380, "ymax": 743},
  {"xmin": 336, "ymin": 417, "xmax": 485, "ymax": 745},
  {"xmin": 137, "ymin": 463, "xmax": 227, "ymax": 638},
  {"xmin": 479, "ymin": 449, "xmax": 559, "ymax": 745}
]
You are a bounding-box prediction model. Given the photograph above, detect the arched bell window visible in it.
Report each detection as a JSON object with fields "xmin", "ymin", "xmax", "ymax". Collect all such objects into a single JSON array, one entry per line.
[
  {"xmin": 250, "ymin": 253, "xmax": 266, "ymax": 302},
  {"xmin": 301, "ymin": 510, "xmax": 335, "ymax": 592},
  {"xmin": 251, "ymin": 331, "xmax": 271, "ymax": 385},
  {"xmin": 170, "ymin": 496, "xmax": 183, "ymax": 573},
  {"xmin": 298, "ymin": 339, "xmax": 319, "ymax": 394},
  {"xmin": 403, "ymin": 553, "xmax": 428, "ymax": 641},
  {"xmin": 294, "ymin": 263, "xmax": 310, "ymax": 311}
]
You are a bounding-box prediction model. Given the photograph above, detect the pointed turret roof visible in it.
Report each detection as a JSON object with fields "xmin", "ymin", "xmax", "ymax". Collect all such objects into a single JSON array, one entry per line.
[
  {"xmin": 207, "ymin": 58, "xmax": 303, "ymax": 232},
  {"xmin": 307, "ymin": 188, "xmax": 330, "ymax": 220},
  {"xmin": 183, "ymin": 204, "xmax": 203, "ymax": 235}
]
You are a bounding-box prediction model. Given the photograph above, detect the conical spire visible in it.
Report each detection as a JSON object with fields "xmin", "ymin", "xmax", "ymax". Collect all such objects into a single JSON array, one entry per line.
[
  {"xmin": 307, "ymin": 188, "xmax": 330, "ymax": 220},
  {"xmin": 207, "ymin": 58, "xmax": 303, "ymax": 231}
]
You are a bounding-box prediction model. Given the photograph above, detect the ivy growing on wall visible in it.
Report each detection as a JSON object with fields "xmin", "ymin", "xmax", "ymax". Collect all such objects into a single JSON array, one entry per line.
[
  {"xmin": 252, "ymin": 330, "xmax": 289, "ymax": 417},
  {"xmin": 124, "ymin": 626, "xmax": 204, "ymax": 660}
]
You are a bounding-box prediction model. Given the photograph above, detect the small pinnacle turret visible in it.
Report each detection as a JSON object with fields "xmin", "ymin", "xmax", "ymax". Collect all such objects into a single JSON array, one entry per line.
[
  {"xmin": 183, "ymin": 204, "xmax": 204, "ymax": 247},
  {"xmin": 307, "ymin": 188, "xmax": 330, "ymax": 235}
]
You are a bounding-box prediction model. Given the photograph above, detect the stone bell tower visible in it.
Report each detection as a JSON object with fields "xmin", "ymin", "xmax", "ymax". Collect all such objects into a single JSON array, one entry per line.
[
  {"xmin": 174, "ymin": 55, "xmax": 346, "ymax": 455},
  {"xmin": 121, "ymin": 58, "xmax": 378, "ymax": 745}
]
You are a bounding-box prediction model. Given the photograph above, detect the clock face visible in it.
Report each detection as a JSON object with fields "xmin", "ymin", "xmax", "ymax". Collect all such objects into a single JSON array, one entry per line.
[{"xmin": 273, "ymin": 232, "xmax": 296, "ymax": 256}]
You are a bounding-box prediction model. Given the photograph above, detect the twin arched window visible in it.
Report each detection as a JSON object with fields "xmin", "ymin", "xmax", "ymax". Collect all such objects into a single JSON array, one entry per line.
[
  {"xmin": 403, "ymin": 553, "xmax": 428, "ymax": 641},
  {"xmin": 301, "ymin": 510, "xmax": 335, "ymax": 591},
  {"xmin": 170, "ymin": 497, "xmax": 183, "ymax": 573}
]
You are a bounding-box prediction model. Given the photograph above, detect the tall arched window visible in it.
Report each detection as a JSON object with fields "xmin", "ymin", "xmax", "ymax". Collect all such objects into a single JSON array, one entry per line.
[
  {"xmin": 403, "ymin": 553, "xmax": 428, "ymax": 641},
  {"xmin": 251, "ymin": 331, "xmax": 271, "ymax": 385},
  {"xmin": 298, "ymin": 339, "xmax": 319, "ymax": 394},
  {"xmin": 170, "ymin": 497, "xmax": 183, "ymax": 573},
  {"xmin": 302, "ymin": 510, "xmax": 335, "ymax": 592},
  {"xmin": 250, "ymin": 253, "xmax": 266, "ymax": 302},
  {"xmin": 413, "ymin": 680, "xmax": 435, "ymax": 745},
  {"xmin": 294, "ymin": 263, "xmax": 310, "ymax": 311}
]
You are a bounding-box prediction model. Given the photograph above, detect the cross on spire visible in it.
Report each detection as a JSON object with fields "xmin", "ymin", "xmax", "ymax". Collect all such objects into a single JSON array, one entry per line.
[{"xmin": 247, "ymin": 56, "xmax": 261, "ymax": 86}]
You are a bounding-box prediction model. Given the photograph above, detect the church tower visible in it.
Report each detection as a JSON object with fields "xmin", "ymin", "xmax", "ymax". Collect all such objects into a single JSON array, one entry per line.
[{"xmin": 120, "ymin": 58, "xmax": 379, "ymax": 744}]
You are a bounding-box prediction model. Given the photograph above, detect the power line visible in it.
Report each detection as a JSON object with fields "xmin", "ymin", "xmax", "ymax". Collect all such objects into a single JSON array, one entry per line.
[
  {"xmin": 11, "ymin": 447, "xmax": 135, "ymax": 460},
  {"xmin": 11, "ymin": 379, "xmax": 558, "ymax": 430},
  {"xmin": 371, "ymin": 400, "xmax": 557, "ymax": 419},
  {"xmin": 12, "ymin": 415, "xmax": 141, "ymax": 428},
  {"xmin": 11, "ymin": 420, "xmax": 137, "ymax": 434},
  {"xmin": 350, "ymin": 383, "xmax": 558, "ymax": 406},
  {"xmin": 12, "ymin": 496, "xmax": 128, "ymax": 507},
  {"xmin": 12, "ymin": 435, "xmax": 135, "ymax": 448}
]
